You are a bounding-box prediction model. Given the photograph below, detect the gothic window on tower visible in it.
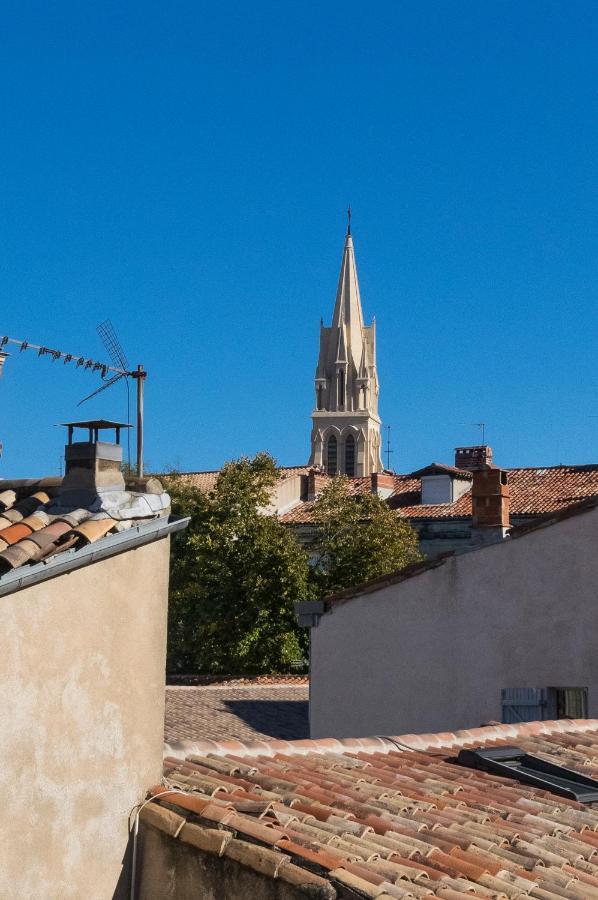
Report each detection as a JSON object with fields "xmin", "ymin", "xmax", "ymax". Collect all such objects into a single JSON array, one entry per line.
[
  {"xmin": 344, "ymin": 434, "xmax": 355, "ymax": 477},
  {"xmin": 326, "ymin": 435, "xmax": 338, "ymax": 475},
  {"xmin": 338, "ymin": 370, "xmax": 345, "ymax": 407},
  {"xmin": 317, "ymin": 384, "xmax": 323, "ymax": 410}
]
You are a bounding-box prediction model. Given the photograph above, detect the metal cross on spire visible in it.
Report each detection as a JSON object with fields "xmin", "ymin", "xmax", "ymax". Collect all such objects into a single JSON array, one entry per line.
[{"xmin": 347, "ymin": 204, "xmax": 351, "ymax": 235}]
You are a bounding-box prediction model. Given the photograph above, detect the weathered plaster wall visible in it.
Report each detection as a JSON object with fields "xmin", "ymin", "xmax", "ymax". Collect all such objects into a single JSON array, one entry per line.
[
  {"xmin": 136, "ymin": 817, "xmax": 336, "ymax": 900},
  {"xmin": 310, "ymin": 507, "xmax": 598, "ymax": 739},
  {"xmin": 266, "ymin": 474, "xmax": 304, "ymax": 516},
  {"xmin": 0, "ymin": 537, "xmax": 170, "ymax": 899}
]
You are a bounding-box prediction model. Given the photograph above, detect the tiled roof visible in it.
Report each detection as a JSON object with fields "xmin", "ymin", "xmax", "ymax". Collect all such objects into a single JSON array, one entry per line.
[
  {"xmin": 165, "ymin": 683, "xmax": 309, "ymax": 744},
  {"xmin": 0, "ymin": 477, "xmax": 171, "ymax": 580},
  {"xmin": 149, "ymin": 720, "xmax": 598, "ymax": 898},
  {"xmin": 280, "ymin": 465, "xmax": 598, "ymax": 524},
  {"xmin": 173, "ymin": 465, "xmax": 311, "ymax": 493}
]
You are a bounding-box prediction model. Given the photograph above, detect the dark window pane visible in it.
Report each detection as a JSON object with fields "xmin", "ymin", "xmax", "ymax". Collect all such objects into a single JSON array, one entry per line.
[
  {"xmin": 326, "ymin": 436, "xmax": 337, "ymax": 475},
  {"xmin": 345, "ymin": 435, "xmax": 355, "ymax": 477}
]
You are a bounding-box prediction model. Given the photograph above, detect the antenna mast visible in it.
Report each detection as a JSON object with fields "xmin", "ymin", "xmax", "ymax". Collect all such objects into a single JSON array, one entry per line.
[
  {"xmin": 460, "ymin": 421, "xmax": 487, "ymax": 445},
  {"xmin": 385, "ymin": 425, "xmax": 393, "ymax": 471},
  {"xmin": 474, "ymin": 422, "xmax": 486, "ymax": 444}
]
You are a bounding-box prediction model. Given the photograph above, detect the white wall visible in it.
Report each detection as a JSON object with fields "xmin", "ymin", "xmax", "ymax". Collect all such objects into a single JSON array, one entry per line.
[
  {"xmin": 421, "ymin": 474, "xmax": 452, "ymax": 504},
  {"xmin": 310, "ymin": 507, "xmax": 598, "ymax": 739}
]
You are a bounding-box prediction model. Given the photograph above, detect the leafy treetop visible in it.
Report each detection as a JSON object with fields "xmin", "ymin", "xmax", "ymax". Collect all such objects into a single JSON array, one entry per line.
[
  {"xmin": 166, "ymin": 453, "xmax": 310, "ymax": 675},
  {"xmin": 311, "ymin": 475, "xmax": 422, "ymax": 595}
]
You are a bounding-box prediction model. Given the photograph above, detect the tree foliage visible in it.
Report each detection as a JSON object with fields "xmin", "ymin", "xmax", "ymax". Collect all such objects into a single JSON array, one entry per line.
[
  {"xmin": 311, "ymin": 476, "xmax": 422, "ymax": 594},
  {"xmin": 166, "ymin": 456, "xmax": 422, "ymax": 675},
  {"xmin": 166, "ymin": 453, "xmax": 310, "ymax": 675}
]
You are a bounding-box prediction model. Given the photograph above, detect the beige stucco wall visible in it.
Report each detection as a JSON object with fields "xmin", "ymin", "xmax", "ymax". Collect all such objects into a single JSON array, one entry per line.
[
  {"xmin": 310, "ymin": 507, "xmax": 598, "ymax": 739},
  {"xmin": 0, "ymin": 537, "xmax": 171, "ymax": 899},
  {"xmin": 265, "ymin": 474, "xmax": 304, "ymax": 516}
]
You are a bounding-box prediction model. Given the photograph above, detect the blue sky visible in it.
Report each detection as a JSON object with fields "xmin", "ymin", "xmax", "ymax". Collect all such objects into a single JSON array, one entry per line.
[{"xmin": 1, "ymin": 1, "xmax": 598, "ymax": 477}]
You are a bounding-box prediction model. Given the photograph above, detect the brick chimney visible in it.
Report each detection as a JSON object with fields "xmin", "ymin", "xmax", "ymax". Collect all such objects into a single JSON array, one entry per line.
[
  {"xmin": 471, "ymin": 466, "xmax": 510, "ymax": 543},
  {"xmin": 370, "ymin": 472, "xmax": 396, "ymax": 498},
  {"xmin": 307, "ymin": 467, "xmax": 329, "ymax": 501},
  {"xmin": 455, "ymin": 445, "xmax": 493, "ymax": 471}
]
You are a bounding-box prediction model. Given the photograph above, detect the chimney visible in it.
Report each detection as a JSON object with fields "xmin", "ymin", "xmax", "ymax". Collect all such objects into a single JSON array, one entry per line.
[
  {"xmin": 371, "ymin": 471, "xmax": 396, "ymax": 498},
  {"xmin": 307, "ymin": 467, "xmax": 329, "ymax": 501},
  {"xmin": 471, "ymin": 466, "xmax": 510, "ymax": 544},
  {"xmin": 59, "ymin": 420, "xmax": 130, "ymax": 507},
  {"xmin": 455, "ymin": 445, "xmax": 493, "ymax": 471}
]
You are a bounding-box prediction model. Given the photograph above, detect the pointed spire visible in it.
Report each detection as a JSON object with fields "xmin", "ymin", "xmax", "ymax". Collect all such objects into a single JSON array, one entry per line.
[
  {"xmin": 310, "ymin": 217, "xmax": 383, "ymax": 475},
  {"xmin": 331, "ymin": 220, "xmax": 365, "ymax": 370}
]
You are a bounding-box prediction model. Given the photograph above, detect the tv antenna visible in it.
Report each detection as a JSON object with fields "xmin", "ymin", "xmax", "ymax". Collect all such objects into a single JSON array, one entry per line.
[
  {"xmin": 385, "ymin": 425, "xmax": 393, "ymax": 471},
  {"xmin": 79, "ymin": 320, "xmax": 146, "ymax": 477},
  {"xmin": 0, "ymin": 328, "xmax": 147, "ymax": 477},
  {"xmin": 460, "ymin": 422, "xmax": 486, "ymax": 444},
  {"xmin": 473, "ymin": 422, "xmax": 486, "ymax": 444}
]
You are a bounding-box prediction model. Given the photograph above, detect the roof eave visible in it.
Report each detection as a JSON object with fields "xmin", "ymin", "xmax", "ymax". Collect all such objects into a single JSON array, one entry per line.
[{"xmin": 0, "ymin": 514, "xmax": 190, "ymax": 599}]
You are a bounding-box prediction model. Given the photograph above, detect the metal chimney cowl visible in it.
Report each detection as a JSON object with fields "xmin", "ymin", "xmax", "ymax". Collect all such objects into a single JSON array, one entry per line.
[{"xmin": 61, "ymin": 441, "xmax": 125, "ymax": 508}]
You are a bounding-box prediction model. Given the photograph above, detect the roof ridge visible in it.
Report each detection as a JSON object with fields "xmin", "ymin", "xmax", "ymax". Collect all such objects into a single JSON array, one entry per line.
[
  {"xmin": 506, "ymin": 463, "xmax": 598, "ymax": 472},
  {"xmin": 169, "ymin": 464, "xmax": 309, "ymax": 476},
  {"xmin": 164, "ymin": 717, "xmax": 598, "ymax": 760}
]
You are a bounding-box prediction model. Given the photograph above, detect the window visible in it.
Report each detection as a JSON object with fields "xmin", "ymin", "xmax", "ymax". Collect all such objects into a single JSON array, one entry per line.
[
  {"xmin": 338, "ymin": 370, "xmax": 345, "ymax": 407},
  {"xmin": 457, "ymin": 745, "xmax": 598, "ymax": 803},
  {"xmin": 501, "ymin": 686, "xmax": 588, "ymax": 723},
  {"xmin": 344, "ymin": 434, "xmax": 355, "ymax": 477},
  {"xmin": 326, "ymin": 435, "xmax": 337, "ymax": 475},
  {"xmin": 317, "ymin": 384, "xmax": 323, "ymax": 410},
  {"xmin": 550, "ymin": 687, "xmax": 588, "ymax": 719}
]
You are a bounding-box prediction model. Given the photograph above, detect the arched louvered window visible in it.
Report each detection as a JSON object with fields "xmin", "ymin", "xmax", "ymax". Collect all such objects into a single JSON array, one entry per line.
[
  {"xmin": 344, "ymin": 434, "xmax": 355, "ymax": 477},
  {"xmin": 326, "ymin": 435, "xmax": 338, "ymax": 475}
]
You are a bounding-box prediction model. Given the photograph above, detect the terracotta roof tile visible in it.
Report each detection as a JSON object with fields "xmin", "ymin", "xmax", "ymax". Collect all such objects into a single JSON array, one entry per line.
[
  {"xmin": 279, "ymin": 464, "xmax": 598, "ymax": 525},
  {"xmin": 154, "ymin": 720, "xmax": 598, "ymax": 898},
  {"xmin": 0, "ymin": 477, "xmax": 172, "ymax": 582},
  {"xmin": 172, "ymin": 466, "xmax": 311, "ymax": 493}
]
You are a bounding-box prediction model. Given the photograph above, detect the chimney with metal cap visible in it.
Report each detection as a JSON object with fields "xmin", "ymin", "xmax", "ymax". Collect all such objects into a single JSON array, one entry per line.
[{"xmin": 59, "ymin": 419, "xmax": 131, "ymax": 507}]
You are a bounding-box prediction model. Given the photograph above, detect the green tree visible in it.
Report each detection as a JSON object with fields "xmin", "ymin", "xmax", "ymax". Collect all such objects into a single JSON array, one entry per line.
[
  {"xmin": 166, "ymin": 453, "xmax": 310, "ymax": 675},
  {"xmin": 311, "ymin": 475, "xmax": 422, "ymax": 594}
]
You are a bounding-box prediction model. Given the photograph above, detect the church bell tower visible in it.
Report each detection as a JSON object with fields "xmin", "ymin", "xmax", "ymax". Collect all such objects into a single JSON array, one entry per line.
[{"xmin": 309, "ymin": 218, "xmax": 383, "ymax": 476}]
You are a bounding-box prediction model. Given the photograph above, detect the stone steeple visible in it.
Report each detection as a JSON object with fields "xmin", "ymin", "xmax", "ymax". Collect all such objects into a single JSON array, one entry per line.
[{"xmin": 309, "ymin": 223, "xmax": 383, "ymax": 476}]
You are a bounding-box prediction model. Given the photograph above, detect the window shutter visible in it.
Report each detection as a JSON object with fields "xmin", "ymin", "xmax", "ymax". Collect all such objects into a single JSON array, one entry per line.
[{"xmin": 501, "ymin": 687, "xmax": 547, "ymax": 723}]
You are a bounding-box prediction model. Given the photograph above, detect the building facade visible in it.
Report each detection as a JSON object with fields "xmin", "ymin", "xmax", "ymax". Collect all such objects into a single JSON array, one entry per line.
[
  {"xmin": 308, "ymin": 224, "xmax": 383, "ymax": 477},
  {"xmin": 301, "ymin": 499, "xmax": 598, "ymax": 740},
  {"xmin": 0, "ymin": 424, "xmax": 187, "ymax": 898}
]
